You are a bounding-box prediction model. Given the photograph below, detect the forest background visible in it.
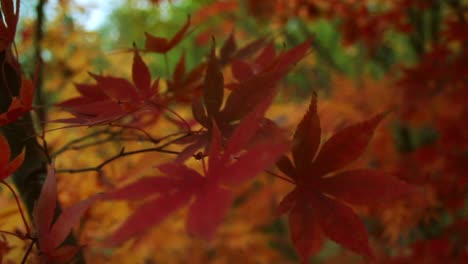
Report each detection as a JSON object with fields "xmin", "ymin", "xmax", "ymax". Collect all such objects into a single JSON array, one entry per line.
[{"xmin": 0, "ymin": 0, "xmax": 466, "ymax": 263}]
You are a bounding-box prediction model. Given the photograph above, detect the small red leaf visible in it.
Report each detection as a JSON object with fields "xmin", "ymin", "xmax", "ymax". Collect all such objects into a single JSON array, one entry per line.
[
  {"xmin": 4, "ymin": 148, "xmax": 24, "ymax": 176},
  {"xmin": 144, "ymin": 15, "xmax": 190, "ymax": 54},
  {"xmin": 0, "ymin": 135, "xmax": 24, "ymax": 180},
  {"xmin": 0, "ymin": 135, "xmax": 11, "ymax": 169}
]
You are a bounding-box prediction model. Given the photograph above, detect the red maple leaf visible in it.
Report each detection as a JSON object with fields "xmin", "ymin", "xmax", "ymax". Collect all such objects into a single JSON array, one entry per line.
[
  {"xmin": 56, "ymin": 49, "xmax": 162, "ymax": 127},
  {"xmin": 33, "ymin": 163, "xmax": 100, "ymax": 264},
  {"xmin": 103, "ymin": 99, "xmax": 288, "ymax": 246},
  {"xmin": 0, "ymin": 134, "xmax": 24, "ymax": 180},
  {"xmin": 144, "ymin": 16, "xmax": 190, "ymax": 54},
  {"xmin": 276, "ymin": 93, "xmax": 415, "ymax": 262},
  {"xmin": 177, "ymin": 39, "xmax": 310, "ymax": 161},
  {"xmin": 165, "ymin": 52, "xmax": 206, "ymax": 103},
  {"xmin": 0, "ymin": 0, "xmax": 19, "ymax": 52},
  {"xmin": 0, "ymin": 78, "xmax": 35, "ymax": 127}
]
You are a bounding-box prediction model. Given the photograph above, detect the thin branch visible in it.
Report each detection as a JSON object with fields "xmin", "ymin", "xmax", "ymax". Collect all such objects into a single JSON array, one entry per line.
[
  {"xmin": 51, "ymin": 128, "xmax": 110, "ymax": 158},
  {"xmin": 146, "ymin": 101, "xmax": 192, "ymax": 133},
  {"xmin": 0, "ymin": 230, "xmax": 27, "ymax": 240},
  {"xmin": 55, "ymin": 134, "xmax": 190, "ymax": 174},
  {"xmin": 108, "ymin": 123, "xmax": 159, "ymax": 143},
  {"xmin": 20, "ymin": 240, "xmax": 36, "ymax": 264},
  {"xmin": 33, "ymin": 0, "xmax": 47, "ymax": 123},
  {"xmin": 1, "ymin": 181, "xmax": 31, "ymax": 235},
  {"xmin": 69, "ymin": 136, "xmax": 118, "ymax": 151}
]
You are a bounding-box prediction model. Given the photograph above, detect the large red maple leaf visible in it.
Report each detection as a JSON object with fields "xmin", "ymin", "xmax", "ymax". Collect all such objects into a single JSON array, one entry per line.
[
  {"xmin": 33, "ymin": 164, "xmax": 100, "ymax": 264},
  {"xmin": 276, "ymin": 93, "xmax": 415, "ymax": 262},
  {"xmin": 103, "ymin": 99, "xmax": 288, "ymax": 246}
]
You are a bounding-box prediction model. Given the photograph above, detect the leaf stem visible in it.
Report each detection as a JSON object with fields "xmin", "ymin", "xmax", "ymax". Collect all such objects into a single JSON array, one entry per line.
[
  {"xmin": 264, "ymin": 170, "xmax": 295, "ymax": 185},
  {"xmin": 0, "ymin": 230, "xmax": 26, "ymax": 240}
]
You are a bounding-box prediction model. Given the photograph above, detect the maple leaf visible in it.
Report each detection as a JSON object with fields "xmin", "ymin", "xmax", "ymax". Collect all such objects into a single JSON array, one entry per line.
[
  {"xmin": 0, "ymin": 0, "xmax": 19, "ymax": 52},
  {"xmin": 276, "ymin": 93, "xmax": 415, "ymax": 262},
  {"xmin": 33, "ymin": 163, "xmax": 100, "ymax": 264},
  {"xmin": 56, "ymin": 48, "xmax": 162, "ymax": 126},
  {"xmin": 0, "ymin": 134, "xmax": 24, "ymax": 180},
  {"xmin": 177, "ymin": 38, "xmax": 310, "ymax": 161},
  {"xmin": 166, "ymin": 52, "xmax": 206, "ymax": 103},
  {"xmin": 104, "ymin": 99, "xmax": 288, "ymax": 246},
  {"xmin": 144, "ymin": 16, "xmax": 190, "ymax": 54},
  {"xmin": 0, "ymin": 78, "xmax": 35, "ymax": 127}
]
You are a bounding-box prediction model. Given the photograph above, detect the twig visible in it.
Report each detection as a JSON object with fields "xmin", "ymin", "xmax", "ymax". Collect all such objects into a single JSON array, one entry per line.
[
  {"xmin": 1, "ymin": 181, "xmax": 31, "ymax": 235},
  {"xmin": 20, "ymin": 240, "xmax": 36, "ymax": 264},
  {"xmin": 51, "ymin": 128, "xmax": 110, "ymax": 158},
  {"xmin": 0, "ymin": 230, "xmax": 26, "ymax": 240},
  {"xmin": 55, "ymin": 134, "xmax": 190, "ymax": 174},
  {"xmin": 33, "ymin": 0, "xmax": 47, "ymax": 123},
  {"xmin": 108, "ymin": 123, "xmax": 159, "ymax": 143}
]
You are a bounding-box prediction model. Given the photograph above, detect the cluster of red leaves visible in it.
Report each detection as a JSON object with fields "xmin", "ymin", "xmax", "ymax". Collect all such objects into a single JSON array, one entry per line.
[
  {"xmin": 48, "ymin": 6, "xmax": 422, "ymax": 262},
  {"xmin": 0, "ymin": 137, "xmax": 98, "ymax": 263},
  {"xmin": 178, "ymin": 38, "xmax": 310, "ymax": 161},
  {"xmin": 104, "ymin": 98, "xmax": 288, "ymax": 245},
  {"xmin": 0, "ymin": 141, "xmax": 97, "ymax": 263}
]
